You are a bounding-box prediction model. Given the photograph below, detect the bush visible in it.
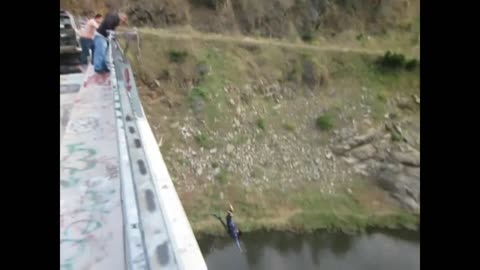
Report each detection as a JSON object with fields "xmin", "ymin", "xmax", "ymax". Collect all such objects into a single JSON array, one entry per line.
[
  {"xmin": 168, "ymin": 50, "xmax": 188, "ymax": 63},
  {"xmin": 316, "ymin": 114, "xmax": 333, "ymax": 131},
  {"xmin": 405, "ymin": 59, "xmax": 419, "ymax": 71},
  {"xmin": 378, "ymin": 51, "xmax": 420, "ymax": 72},
  {"xmin": 190, "ymin": 86, "xmax": 208, "ymax": 100},
  {"xmin": 378, "ymin": 51, "xmax": 406, "ymax": 70},
  {"xmin": 190, "ymin": 0, "xmax": 217, "ymax": 10},
  {"xmin": 301, "ymin": 31, "xmax": 314, "ymax": 42},
  {"xmin": 257, "ymin": 118, "xmax": 266, "ymax": 130}
]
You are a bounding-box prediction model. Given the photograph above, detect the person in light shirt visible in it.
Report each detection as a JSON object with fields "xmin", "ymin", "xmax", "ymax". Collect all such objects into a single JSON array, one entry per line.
[{"xmin": 79, "ymin": 14, "xmax": 103, "ymax": 65}]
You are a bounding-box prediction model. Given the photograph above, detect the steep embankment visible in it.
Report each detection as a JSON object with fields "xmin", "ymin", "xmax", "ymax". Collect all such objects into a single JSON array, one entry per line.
[{"xmin": 120, "ymin": 29, "xmax": 419, "ymax": 234}]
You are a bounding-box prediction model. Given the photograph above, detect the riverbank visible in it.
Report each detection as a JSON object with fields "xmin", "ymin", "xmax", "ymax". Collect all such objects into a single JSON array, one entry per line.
[
  {"xmin": 188, "ymin": 178, "xmax": 419, "ymax": 236},
  {"xmin": 123, "ymin": 28, "xmax": 420, "ymax": 236}
]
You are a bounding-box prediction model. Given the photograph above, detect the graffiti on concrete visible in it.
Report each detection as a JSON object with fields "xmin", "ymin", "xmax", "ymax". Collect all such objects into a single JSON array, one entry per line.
[
  {"xmin": 67, "ymin": 117, "xmax": 100, "ymax": 135},
  {"xmin": 61, "ymin": 153, "xmax": 119, "ymax": 269},
  {"xmin": 61, "ymin": 143, "xmax": 97, "ymax": 187},
  {"xmin": 61, "ymin": 67, "xmax": 123, "ymax": 270},
  {"xmin": 97, "ymin": 156, "xmax": 119, "ymax": 180}
]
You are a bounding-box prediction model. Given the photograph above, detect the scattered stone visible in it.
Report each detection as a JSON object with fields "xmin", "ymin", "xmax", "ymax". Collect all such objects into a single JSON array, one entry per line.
[
  {"xmin": 384, "ymin": 112, "xmax": 398, "ymax": 119},
  {"xmin": 229, "ymin": 99, "xmax": 235, "ymax": 106},
  {"xmin": 226, "ymin": 144, "xmax": 235, "ymax": 154},
  {"xmin": 325, "ymin": 152, "xmax": 333, "ymax": 160},
  {"xmin": 396, "ymin": 97, "xmax": 413, "ymax": 110},
  {"xmin": 342, "ymin": 157, "xmax": 358, "ymax": 164},
  {"xmin": 210, "ymin": 148, "xmax": 217, "ymax": 154},
  {"xmin": 170, "ymin": 122, "xmax": 180, "ymax": 128},
  {"xmin": 403, "ymin": 196, "xmax": 420, "ymax": 213},
  {"xmin": 332, "ymin": 129, "xmax": 379, "ymax": 154},
  {"xmin": 196, "ymin": 167, "xmax": 203, "ymax": 176},
  {"xmin": 350, "ymin": 144, "xmax": 376, "ymax": 161},
  {"xmin": 412, "ymin": 94, "xmax": 420, "ymax": 104},
  {"xmin": 392, "ymin": 150, "xmax": 420, "ymax": 167}
]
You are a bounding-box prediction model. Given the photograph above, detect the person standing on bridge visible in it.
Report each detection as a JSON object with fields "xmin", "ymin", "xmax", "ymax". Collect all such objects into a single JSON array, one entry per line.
[
  {"xmin": 79, "ymin": 14, "xmax": 103, "ymax": 66},
  {"xmin": 93, "ymin": 12, "xmax": 128, "ymax": 73}
]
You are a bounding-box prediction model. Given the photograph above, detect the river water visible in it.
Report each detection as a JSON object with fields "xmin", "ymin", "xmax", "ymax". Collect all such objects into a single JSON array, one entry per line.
[{"xmin": 198, "ymin": 229, "xmax": 419, "ymax": 270}]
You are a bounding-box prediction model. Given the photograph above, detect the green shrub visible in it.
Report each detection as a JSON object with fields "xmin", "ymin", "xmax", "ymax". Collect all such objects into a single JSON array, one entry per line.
[
  {"xmin": 316, "ymin": 114, "xmax": 333, "ymax": 131},
  {"xmin": 194, "ymin": 133, "xmax": 212, "ymax": 148},
  {"xmin": 168, "ymin": 50, "xmax": 188, "ymax": 63},
  {"xmin": 378, "ymin": 51, "xmax": 406, "ymax": 70},
  {"xmin": 190, "ymin": 86, "xmax": 208, "ymax": 100},
  {"xmin": 405, "ymin": 59, "xmax": 419, "ymax": 71},
  {"xmin": 257, "ymin": 118, "xmax": 266, "ymax": 130},
  {"xmin": 301, "ymin": 31, "xmax": 314, "ymax": 42}
]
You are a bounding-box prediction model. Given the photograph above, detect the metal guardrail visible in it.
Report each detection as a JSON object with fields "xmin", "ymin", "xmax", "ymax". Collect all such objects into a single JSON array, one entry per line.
[{"xmin": 108, "ymin": 31, "xmax": 208, "ymax": 270}]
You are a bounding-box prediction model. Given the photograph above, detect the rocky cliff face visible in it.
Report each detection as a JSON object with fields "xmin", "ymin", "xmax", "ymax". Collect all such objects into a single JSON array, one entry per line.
[
  {"xmin": 61, "ymin": 0, "xmax": 419, "ymax": 38},
  {"xmin": 330, "ymin": 119, "xmax": 420, "ymax": 213}
]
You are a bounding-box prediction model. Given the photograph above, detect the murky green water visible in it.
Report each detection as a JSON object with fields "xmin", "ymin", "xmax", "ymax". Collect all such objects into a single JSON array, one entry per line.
[{"xmin": 198, "ymin": 230, "xmax": 419, "ymax": 270}]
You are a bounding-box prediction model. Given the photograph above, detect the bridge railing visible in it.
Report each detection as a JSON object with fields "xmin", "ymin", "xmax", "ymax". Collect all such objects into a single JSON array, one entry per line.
[{"xmin": 108, "ymin": 30, "xmax": 208, "ymax": 270}]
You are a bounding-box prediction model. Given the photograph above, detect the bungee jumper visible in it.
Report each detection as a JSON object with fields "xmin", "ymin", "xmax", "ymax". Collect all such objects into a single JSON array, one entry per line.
[{"xmin": 212, "ymin": 204, "xmax": 243, "ymax": 252}]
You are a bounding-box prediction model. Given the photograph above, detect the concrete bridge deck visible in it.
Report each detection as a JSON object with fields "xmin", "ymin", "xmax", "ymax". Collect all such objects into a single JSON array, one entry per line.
[{"xmin": 60, "ymin": 35, "xmax": 207, "ymax": 270}]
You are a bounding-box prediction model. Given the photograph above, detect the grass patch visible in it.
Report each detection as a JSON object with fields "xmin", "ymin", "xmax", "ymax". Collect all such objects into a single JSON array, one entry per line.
[
  {"xmin": 391, "ymin": 130, "xmax": 403, "ymax": 142},
  {"xmin": 194, "ymin": 133, "xmax": 213, "ymax": 149},
  {"xmin": 283, "ymin": 122, "xmax": 295, "ymax": 132},
  {"xmin": 190, "ymin": 86, "xmax": 209, "ymax": 100},
  {"xmin": 257, "ymin": 118, "xmax": 266, "ymax": 130},
  {"xmin": 377, "ymin": 91, "xmax": 387, "ymax": 102},
  {"xmin": 316, "ymin": 114, "xmax": 334, "ymax": 131},
  {"xmin": 215, "ymin": 168, "xmax": 229, "ymax": 184},
  {"xmin": 234, "ymin": 135, "xmax": 248, "ymax": 145},
  {"xmin": 168, "ymin": 49, "xmax": 188, "ymax": 63}
]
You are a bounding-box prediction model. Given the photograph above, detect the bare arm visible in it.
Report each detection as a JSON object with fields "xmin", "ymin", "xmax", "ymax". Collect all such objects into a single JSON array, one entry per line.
[{"xmin": 212, "ymin": 214, "xmax": 228, "ymax": 231}]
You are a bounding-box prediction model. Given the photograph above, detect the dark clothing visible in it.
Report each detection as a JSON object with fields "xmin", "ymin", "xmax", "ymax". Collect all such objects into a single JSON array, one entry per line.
[
  {"xmin": 79, "ymin": 37, "xmax": 94, "ymax": 65},
  {"xmin": 226, "ymin": 212, "xmax": 233, "ymax": 227},
  {"xmin": 226, "ymin": 212, "xmax": 238, "ymax": 239},
  {"xmin": 213, "ymin": 213, "xmax": 242, "ymax": 251},
  {"xmin": 97, "ymin": 13, "xmax": 120, "ymax": 38}
]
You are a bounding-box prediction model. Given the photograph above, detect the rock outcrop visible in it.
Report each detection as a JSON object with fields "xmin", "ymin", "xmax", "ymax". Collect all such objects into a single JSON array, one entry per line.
[{"xmin": 330, "ymin": 126, "xmax": 420, "ymax": 213}]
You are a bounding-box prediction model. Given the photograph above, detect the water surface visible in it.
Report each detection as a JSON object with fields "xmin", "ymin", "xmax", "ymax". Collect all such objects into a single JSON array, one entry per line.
[{"xmin": 198, "ymin": 230, "xmax": 419, "ymax": 270}]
